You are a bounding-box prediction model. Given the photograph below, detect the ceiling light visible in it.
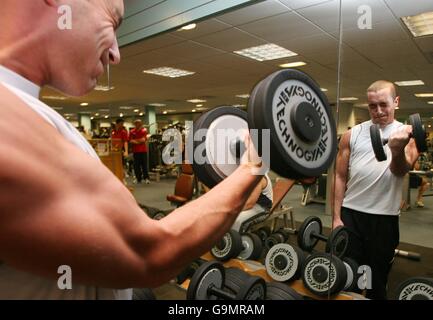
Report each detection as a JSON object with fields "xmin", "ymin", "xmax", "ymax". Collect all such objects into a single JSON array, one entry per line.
[
  {"xmin": 80, "ymin": 103, "xmax": 89, "ymax": 107},
  {"xmin": 119, "ymin": 106, "xmax": 133, "ymax": 110},
  {"xmin": 429, "ymin": 125, "xmax": 432, "ymax": 128},
  {"xmin": 66, "ymin": 116, "xmax": 70, "ymax": 120},
  {"xmin": 395, "ymin": 107, "xmax": 400, "ymax": 110},
  {"xmin": 354, "ymin": 103, "xmax": 369, "ymax": 108},
  {"xmin": 99, "ymin": 109, "xmax": 110, "ymax": 112},
  {"xmin": 279, "ymin": 61, "xmax": 307, "ymax": 68},
  {"xmin": 90, "ymin": 117, "xmax": 94, "ymax": 120},
  {"xmin": 163, "ymin": 111, "xmax": 168, "ymax": 115},
  {"xmin": 134, "ymin": 109, "xmax": 140, "ymax": 113},
  {"xmin": 95, "ymin": 113, "xmax": 99, "ymax": 116},
  {"xmin": 415, "ymin": 93, "xmax": 433, "ymax": 98},
  {"xmin": 139, "ymin": 112, "xmax": 144, "ymax": 116},
  {"xmin": 143, "ymin": 67, "xmax": 195, "ymax": 78},
  {"xmin": 187, "ymin": 99, "xmax": 206, "ymax": 103},
  {"xmin": 104, "ymin": 115, "xmax": 109, "ymax": 119},
  {"xmin": 234, "ymin": 44, "xmax": 298, "ymax": 61},
  {"xmin": 428, "ymin": 101, "xmax": 433, "ymax": 104},
  {"xmin": 196, "ymin": 107, "xmax": 208, "ymax": 111},
  {"xmin": 236, "ymin": 94, "xmax": 250, "ymax": 99},
  {"xmin": 394, "ymin": 80, "xmax": 425, "ymax": 86},
  {"xmin": 53, "ymin": 107, "xmax": 63, "ymax": 110},
  {"xmin": 94, "ymin": 85, "xmax": 115, "ymax": 91},
  {"xmin": 196, "ymin": 104, "xmax": 203, "ymax": 107},
  {"xmin": 192, "ymin": 109, "xmax": 196, "ymax": 113},
  {"xmin": 42, "ymin": 95, "xmax": 67, "ymax": 100},
  {"xmin": 321, "ymin": 88, "xmax": 328, "ymax": 92},
  {"xmin": 119, "ymin": 113, "xmax": 123, "ymax": 117},
  {"xmin": 148, "ymin": 103, "xmax": 167, "ymax": 107},
  {"xmin": 339, "ymin": 97, "xmax": 359, "ymax": 101},
  {"xmin": 180, "ymin": 23, "xmax": 196, "ymax": 31},
  {"xmin": 402, "ymin": 11, "xmax": 433, "ymax": 37}
]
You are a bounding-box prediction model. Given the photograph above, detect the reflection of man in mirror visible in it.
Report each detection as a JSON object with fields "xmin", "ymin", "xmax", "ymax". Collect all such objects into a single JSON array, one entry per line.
[{"xmin": 333, "ymin": 80, "xmax": 419, "ymax": 299}]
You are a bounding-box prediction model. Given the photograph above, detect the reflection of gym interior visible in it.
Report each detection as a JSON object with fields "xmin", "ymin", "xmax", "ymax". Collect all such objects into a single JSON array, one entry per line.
[{"xmin": 44, "ymin": 0, "xmax": 433, "ymax": 300}]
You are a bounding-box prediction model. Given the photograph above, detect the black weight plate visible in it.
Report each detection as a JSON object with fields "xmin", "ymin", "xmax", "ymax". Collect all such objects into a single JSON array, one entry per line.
[
  {"xmin": 370, "ymin": 124, "xmax": 387, "ymax": 161},
  {"xmin": 236, "ymin": 276, "xmax": 266, "ymax": 300},
  {"xmin": 211, "ymin": 229, "xmax": 243, "ymax": 261},
  {"xmin": 192, "ymin": 106, "xmax": 248, "ymax": 188},
  {"xmin": 297, "ymin": 216, "xmax": 322, "ymax": 252},
  {"xmin": 409, "ymin": 113, "xmax": 428, "ymax": 153},
  {"xmin": 342, "ymin": 257, "xmax": 359, "ymax": 292},
  {"xmin": 224, "ymin": 267, "xmax": 251, "ymax": 295},
  {"xmin": 266, "ymin": 282, "xmax": 304, "ymax": 300},
  {"xmin": 132, "ymin": 288, "xmax": 156, "ymax": 300},
  {"xmin": 325, "ymin": 226, "xmax": 349, "ymax": 258},
  {"xmin": 264, "ymin": 232, "xmax": 286, "ymax": 250},
  {"xmin": 255, "ymin": 226, "xmax": 272, "ymax": 243},
  {"xmin": 302, "ymin": 253, "xmax": 347, "ymax": 297},
  {"xmin": 250, "ymin": 69, "xmax": 337, "ymax": 179},
  {"xmin": 187, "ymin": 261, "xmax": 225, "ymax": 300},
  {"xmin": 275, "ymin": 228, "xmax": 290, "ymax": 242},
  {"xmin": 395, "ymin": 277, "xmax": 433, "ymax": 300}
]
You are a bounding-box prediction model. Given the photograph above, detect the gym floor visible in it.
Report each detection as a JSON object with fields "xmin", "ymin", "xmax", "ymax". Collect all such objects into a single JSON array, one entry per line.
[{"xmin": 129, "ymin": 174, "xmax": 433, "ymax": 300}]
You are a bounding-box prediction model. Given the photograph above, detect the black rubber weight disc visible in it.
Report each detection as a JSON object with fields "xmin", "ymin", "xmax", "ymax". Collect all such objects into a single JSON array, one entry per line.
[
  {"xmin": 224, "ymin": 267, "xmax": 251, "ymax": 295},
  {"xmin": 395, "ymin": 277, "xmax": 433, "ymax": 300},
  {"xmin": 192, "ymin": 106, "xmax": 248, "ymax": 188},
  {"xmin": 409, "ymin": 113, "xmax": 428, "ymax": 153},
  {"xmin": 370, "ymin": 124, "xmax": 387, "ymax": 161},
  {"xmin": 297, "ymin": 216, "xmax": 322, "ymax": 252},
  {"xmin": 249, "ymin": 69, "xmax": 337, "ymax": 179},
  {"xmin": 187, "ymin": 261, "xmax": 225, "ymax": 300},
  {"xmin": 266, "ymin": 282, "xmax": 303, "ymax": 300}
]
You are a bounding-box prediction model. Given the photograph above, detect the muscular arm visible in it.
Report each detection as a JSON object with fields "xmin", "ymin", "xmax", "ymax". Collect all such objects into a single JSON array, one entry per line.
[
  {"xmin": 0, "ymin": 86, "xmax": 262, "ymax": 289},
  {"xmin": 333, "ymin": 131, "xmax": 351, "ymax": 226}
]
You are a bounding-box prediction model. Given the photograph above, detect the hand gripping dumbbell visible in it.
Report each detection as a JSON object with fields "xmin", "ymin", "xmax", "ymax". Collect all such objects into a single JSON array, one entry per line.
[
  {"xmin": 265, "ymin": 243, "xmax": 308, "ymax": 282},
  {"xmin": 370, "ymin": 113, "xmax": 427, "ymax": 161},
  {"xmin": 297, "ymin": 216, "xmax": 349, "ymax": 258},
  {"xmin": 302, "ymin": 252, "xmax": 359, "ymax": 296},
  {"xmin": 211, "ymin": 230, "xmax": 263, "ymax": 261},
  {"xmin": 186, "ymin": 261, "xmax": 266, "ymax": 300}
]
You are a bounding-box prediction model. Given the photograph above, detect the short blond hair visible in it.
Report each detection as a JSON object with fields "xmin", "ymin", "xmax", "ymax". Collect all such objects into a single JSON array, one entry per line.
[{"xmin": 367, "ymin": 80, "xmax": 397, "ymax": 99}]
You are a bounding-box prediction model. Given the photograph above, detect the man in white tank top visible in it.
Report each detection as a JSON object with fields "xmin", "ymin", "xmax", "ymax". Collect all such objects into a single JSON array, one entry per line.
[
  {"xmin": 0, "ymin": 0, "xmax": 265, "ymax": 299},
  {"xmin": 333, "ymin": 80, "xmax": 419, "ymax": 299}
]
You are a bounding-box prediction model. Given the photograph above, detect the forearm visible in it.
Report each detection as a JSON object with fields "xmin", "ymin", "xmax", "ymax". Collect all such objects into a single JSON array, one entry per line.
[
  {"xmin": 333, "ymin": 174, "xmax": 346, "ymax": 222},
  {"xmin": 390, "ymin": 151, "xmax": 411, "ymax": 177}
]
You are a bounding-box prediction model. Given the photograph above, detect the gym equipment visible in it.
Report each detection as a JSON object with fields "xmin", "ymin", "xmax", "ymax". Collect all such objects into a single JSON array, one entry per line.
[
  {"xmin": 370, "ymin": 113, "xmax": 427, "ymax": 162},
  {"xmin": 192, "ymin": 69, "xmax": 337, "ymax": 188},
  {"xmin": 138, "ymin": 204, "xmax": 167, "ymax": 220},
  {"xmin": 186, "ymin": 261, "xmax": 266, "ymax": 300},
  {"xmin": 394, "ymin": 277, "xmax": 433, "ymax": 300},
  {"xmin": 302, "ymin": 253, "xmax": 358, "ymax": 297},
  {"xmin": 253, "ymin": 226, "xmax": 272, "ymax": 243},
  {"xmin": 297, "ymin": 216, "xmax": 349, "ymax": 258},
  {"xmin": 175, "ymin": 258, "xmax": 206, "ymax": 285},
  {"xmin": 266, "ymin": 282, "xmax": 304, "ymax": 300},
  {"xmin": 223, "ymin": 267, "xmax": 251, "ymax": 296},
  {"xmin": 264, "ymin": 228, "xmax": 291, "ymax": 250},
  {"xmin": 132, "ymin": 288, "xmax": 156, "ymax": 300},
  {"xmin": 211, "ymin": 230, "xmax": 263, "ymax": 261},
  {"xmin": 395, "ymin": 249, "xmax": 421, "ymax": 261},
  {"xmin": 210, "ymin": 230, "xmax": 243, "ymax": 261},
  {"xmin": 265, "ymin": 243, "xmax": 307, "ymax": 282}
]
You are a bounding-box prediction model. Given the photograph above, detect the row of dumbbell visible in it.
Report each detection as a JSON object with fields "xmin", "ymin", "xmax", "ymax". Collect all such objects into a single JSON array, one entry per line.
[
  {"xmin": 186, "ymin": 260, "xmax": 305, "ymax": 300},
  {"xmin": 265, "ymin": 242, "xmax": 359, "ymax": 297},
  {"xmin": 210, "ymin": 215, "xmax": 350, "ymax": 263}
]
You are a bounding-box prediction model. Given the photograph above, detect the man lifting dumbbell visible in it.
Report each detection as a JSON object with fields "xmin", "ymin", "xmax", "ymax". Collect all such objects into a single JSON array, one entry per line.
[
  {"xmin": 333, "ymin": 80, "xmax": 420, "ymax": 300},
  {"xmin": 0, "ymin": 0, "xmax": 339, "ymax": 300},
  {"xmin": 0, "ymin": 0, "xmax": 266, "ymax": 299}
]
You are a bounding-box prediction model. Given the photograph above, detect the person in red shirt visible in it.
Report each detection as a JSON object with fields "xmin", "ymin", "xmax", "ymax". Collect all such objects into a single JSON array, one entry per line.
[
  {"xmin": 111, "ymin": 118, "xmax": 128, "ymax": 157},
  {"xmin": 130, "ymin": 119, "xmax": 150, "ymax": 184}
]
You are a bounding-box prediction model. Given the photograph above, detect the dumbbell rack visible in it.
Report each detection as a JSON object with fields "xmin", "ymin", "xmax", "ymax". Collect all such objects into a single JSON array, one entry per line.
[{"xmin": 178, "ymin": 252, "xmax": 366, "ymax": 300}]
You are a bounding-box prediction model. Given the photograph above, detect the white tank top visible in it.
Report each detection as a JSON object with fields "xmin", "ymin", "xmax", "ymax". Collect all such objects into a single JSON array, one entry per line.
[
  {"xmin": 342, "ymin": 119, "xmax": 404, "ymax": 216},
  {"xmin": 0, "ymin": 65, "xmax": 132, "ymax": 299}
]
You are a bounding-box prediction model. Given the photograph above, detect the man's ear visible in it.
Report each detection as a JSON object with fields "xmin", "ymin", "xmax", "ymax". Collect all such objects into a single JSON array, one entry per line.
[{"xmin": 394, "ymin": 95, "xmax": 400, "ymax": 106}]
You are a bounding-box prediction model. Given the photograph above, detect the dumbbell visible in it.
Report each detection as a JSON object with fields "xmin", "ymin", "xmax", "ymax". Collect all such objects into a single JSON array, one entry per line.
[
  {"xmin": 265, "ymin": 243, "xmax": 308, "ymax": 282},
  {"xmin": 211, "ymin": 230, "xmax": 263, "ymax": 261},
  {"xmin": 302, "ymin": 252, "xmax": 359, "ymax": 296},
  {"xmin": 264, "ymin": 228, "xmax": 291, "ymax": 250},
  {"xmin": 191, "ymin": 69, "xmax": 337, "ymax": 189},
  {"xmin": 297, "ymin": 216, "xmax": 349, "ymax": 258},
  {"xmin": 186, "ymin": 261, "xmax": 266, "ymax": 300},
  {"xmin": 175, "ymin": 258, "xmax": 206, "ymax": 285},
  {"xmin": 253, "ymin": 226, "xmax": 272, "ymax": 244},
  {"xmin": 370, "ymin": 113, "xmax": 427, "ymax": 161},
  {"xmin": 394, "ymin": 277, "xmax": 433, "ymax": 300}
]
